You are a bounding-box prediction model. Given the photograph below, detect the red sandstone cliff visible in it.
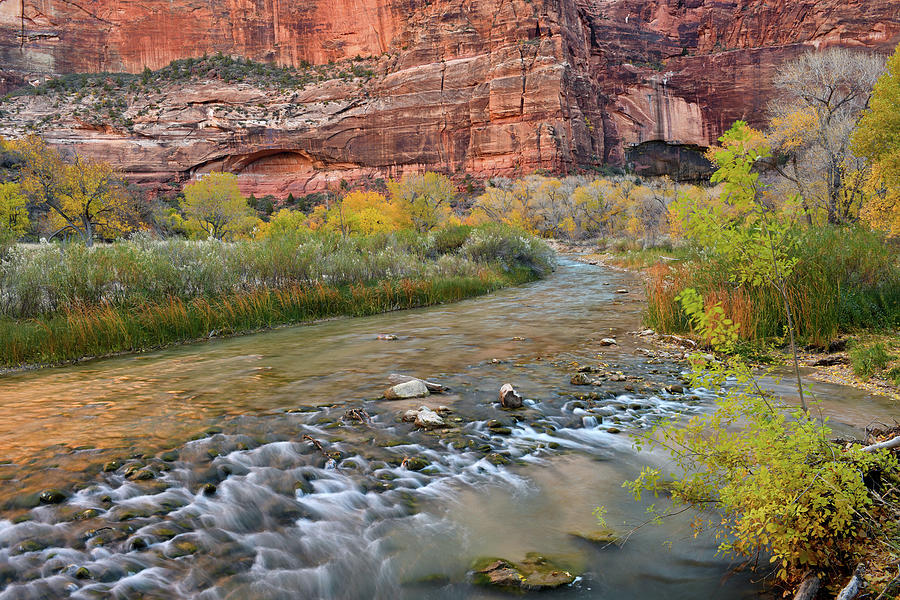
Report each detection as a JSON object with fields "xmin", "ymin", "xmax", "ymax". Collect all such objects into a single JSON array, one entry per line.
[{"xmin": 1, "ymin": 0, "xmax": 898, "ymax": 193}]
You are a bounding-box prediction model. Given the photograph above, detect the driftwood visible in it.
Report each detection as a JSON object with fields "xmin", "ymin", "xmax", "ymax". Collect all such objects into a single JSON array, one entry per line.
[
  {"xmin": 860, "ymin": 435, "xmax": 900, "ymax": 453},
  {"xmin": 835, "ymin": 564, "xmax": 866, "ymax": 600},
  {"xmin": 342, "ymin": 408, "xmax": 371, "ymax": 424},
  {"xmin": 388, "ymin": 373, "xmax": 445, "ymax": 393},
  {"xmin": 793, "ymin": 572, "xmax": 821, "ymax": 600}
]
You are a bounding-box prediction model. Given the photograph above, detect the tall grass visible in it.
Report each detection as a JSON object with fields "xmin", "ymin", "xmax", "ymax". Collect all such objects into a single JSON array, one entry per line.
[
  {"xmin": 644, "ymin": 227, "xmax": 900, "ymax": 347},
  {"xmin": 0, "ymin": 225, "xmax": 554, "ymax": 367}
]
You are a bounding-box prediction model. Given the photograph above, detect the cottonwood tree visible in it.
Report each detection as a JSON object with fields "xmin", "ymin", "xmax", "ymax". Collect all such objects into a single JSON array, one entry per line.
[
  {"xmin": 323, "ymin": 191, "xmax": 410, "ymax": 236},
  {"xmin": 14, "ymin": 135, "xmax": 138, "ymax": 246},
  {"xmin": 181, "ymin": 172, "xmax": 257, "ymax": 240},
  {"xmin": 0, "ymin": 182, "xmax": 28, "ymax": 237},
  {"xmin": 767, "ymin": 48, "xmax": 885, "ymax": 225},
  {"xmin": 388, "ymin": 172, "xmax": 455, "ymax": 232},
  {"xmin": 853, "ymin": 42, "xmax": 900, "ymax": 236}
]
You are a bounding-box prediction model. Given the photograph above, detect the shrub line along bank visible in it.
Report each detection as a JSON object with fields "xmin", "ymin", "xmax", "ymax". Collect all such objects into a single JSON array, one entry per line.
[
  {"xmin": 0, "ymin": 270, "xmax": 535, "ymax": 370},
  {"xmin": 0, "ymin": 225, "xmax": 554, "ymax": 369}
]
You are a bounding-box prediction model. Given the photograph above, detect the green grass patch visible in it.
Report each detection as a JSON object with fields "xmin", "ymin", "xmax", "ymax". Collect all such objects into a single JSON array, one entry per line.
[
  {"xmin": 850, "ymin": 342, "xmax": 895, "ymax": 379},
  {"xmin": 640, "ymin": 226, "xmax": 900, "ymax": 347}
]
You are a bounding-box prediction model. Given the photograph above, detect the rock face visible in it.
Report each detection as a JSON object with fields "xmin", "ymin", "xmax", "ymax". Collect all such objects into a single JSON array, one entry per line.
[{"xmin": 1, "ymin": 0, "xmax": 898, "ymax": 193}]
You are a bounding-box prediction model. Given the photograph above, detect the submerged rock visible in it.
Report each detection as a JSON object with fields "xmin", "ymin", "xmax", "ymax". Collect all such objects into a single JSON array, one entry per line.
[
  {"xmin": 498, "ymin": 384, "xmax": 523, "ymax": 409},
  {"xmin": 39, "ymin": 489, "xmax": 66, "ymax": 504},
  {"xmin": 401, "ymin": 456, "xmax": 430, "ymax": 471},
  {"xmin": 383, "ymin": 379, "xmax": 430, "ymax": 400},
  {"xmin": 570, "ymin": 373, "xmax": 593, "ymax": 386},
  {"xmin": 472, "ymin": 553, "xmax": 576, "ymax": 590},
  {"xmin": 569, "ymin": 528, "xmax": 621, "ymax": 545}
]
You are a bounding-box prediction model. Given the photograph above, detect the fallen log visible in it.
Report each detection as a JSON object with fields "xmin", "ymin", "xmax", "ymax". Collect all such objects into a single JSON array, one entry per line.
[
  {"xmin": 835, "ymin": 564, "xmax": 866, "ymax": 600},
  {"xmin": 388, "ymin": 373, "xmax": 445, "ymax": 393},
  {"xmin": 860, "ymin": 435, "xmax": 900, "ymax": 453},
  {"xmin": 793, "ymin": 572, "xmax": 820, "ymax": 600}
]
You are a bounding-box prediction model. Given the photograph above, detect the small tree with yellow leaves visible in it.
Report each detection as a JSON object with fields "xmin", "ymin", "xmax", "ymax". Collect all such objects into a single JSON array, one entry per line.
[
  {"xmin": 14, "ymin": 135, "xmax": 138, "ymax": 246},
  {"xmin": 853, "ymin": 42, "xmax": 900, "ymax": 236},
  {"xmin": 181, "ymin": 172, "xmax": 258, "ymax": 240},
  {"xmin": 388, "ymin": 172, "xmax": 454, "ymax": 232},
  {"xmin": 323, "ymin": 190, "xmax": 411, "ymax": 236}
]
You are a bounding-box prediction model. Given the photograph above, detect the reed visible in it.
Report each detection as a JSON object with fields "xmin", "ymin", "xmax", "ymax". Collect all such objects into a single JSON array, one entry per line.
[
  {"xmin": 0, "ymin": 264, "xmax": 539, "ymax": 368},
  {"xmin": 643, "ymin": 227, "xmax": 900, "ymax": 347}
]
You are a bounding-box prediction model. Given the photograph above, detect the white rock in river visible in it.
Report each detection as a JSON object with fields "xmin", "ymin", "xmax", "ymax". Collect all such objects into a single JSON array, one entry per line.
[
  {"xmin": 599, "ymin": 338, "xmax": 617, "ymax": 346},
  {"xmin": 413, "ymin": 407, "xmax": 445, "ymax": 429},
  {"xmin": 383, "ymin": 379, "xmax": 430, "ymax": 400}
]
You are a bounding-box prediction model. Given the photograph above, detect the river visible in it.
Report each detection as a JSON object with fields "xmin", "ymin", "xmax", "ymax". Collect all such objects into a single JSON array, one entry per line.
[{"xmin": 0, "ymin": 258, "xmax": 894, "ymax": 599}]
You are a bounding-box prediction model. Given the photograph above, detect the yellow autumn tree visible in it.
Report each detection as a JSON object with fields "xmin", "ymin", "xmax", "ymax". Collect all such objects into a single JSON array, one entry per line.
[
  {"xmin": 181, "ymin": 172, "xmax": 258, "ymax": 240},
  {"xmin": 0, "ymin": 182, "xmax": 29, "ymax": 249},
  {"xmin": 853, "ymin": 42, "xmax": 900, "ymax": 236},
  {"xmin": 323, "ymin": 190, "xmax": 411, "ymax": 235},
  {"xmin": 471, "ymin": 179, "xmax": 540, "ymax": 233},
  {"xmin": 255, "ymin": 208, "xmax": 311, "ymax": 239},
  {"xmin": 14, "ymin": 135, "xmax": 138, "ymax": 246},
  {"xmin": 767, "ymin": 48, "xmax": 884, "ymax": 225},
  {"xmin": 388, "ymin": 172, "xmax": 454, "ymax": 232}
]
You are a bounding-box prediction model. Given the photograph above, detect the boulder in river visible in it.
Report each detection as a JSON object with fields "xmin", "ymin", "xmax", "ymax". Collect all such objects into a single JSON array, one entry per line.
[
  {"xmin": 498, "ymin": 384, "xmax": 523, "ymax": 409},
  {"xmin": 569, "ymin": 528, "xmax": 621, "ymax": 545},
  {"xmin": 383, "ymin": 379, "xmax": 430, "ymax": 400},
  {"xmin": 415, "ymin": 407, "xmax": 445, "ymax": 429},
  {"xmin": 388, "ymin": 373, "xmax": 446, "ymax": 393},
  {"xmin": 472, "ymin": 554, "xmax": 576, "ymax": 590},
  {"xmin": 401, "ymin": 406, "xmax": 446, "ymax": 429},
  {"xmin": 377, "ymin": 334, "xmax": 399, "ymax": 340},
  {"xmin": 599, "ymin": 337, "xmax": 617, "ymax": 346}
]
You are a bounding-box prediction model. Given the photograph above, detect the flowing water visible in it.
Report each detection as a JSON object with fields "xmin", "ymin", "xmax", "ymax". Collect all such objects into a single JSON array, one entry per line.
[{"xmin": 0, "ymin": 258, "xmax": 894, "ymax": 599}]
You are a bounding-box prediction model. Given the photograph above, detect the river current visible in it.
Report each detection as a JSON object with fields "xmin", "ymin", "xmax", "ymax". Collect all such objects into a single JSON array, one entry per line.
[{"xmin": 0, "ymin": 258, "xmax": 893, "ymax": 599}]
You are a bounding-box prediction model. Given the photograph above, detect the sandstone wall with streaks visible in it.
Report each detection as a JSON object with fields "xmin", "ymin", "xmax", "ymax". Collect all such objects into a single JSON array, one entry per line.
[{"xmin": 1, "ymin": 0, "xmax": 898, "ymax": 193}]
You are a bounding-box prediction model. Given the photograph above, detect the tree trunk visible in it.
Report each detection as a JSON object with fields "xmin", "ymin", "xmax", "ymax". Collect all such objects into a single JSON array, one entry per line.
[
  {"xmin": 83, "ymin": 217, "xmax": 94, "ymax": 247},
  {"xmin": 793, "ymin": 572, "xmax": 820, "ymax": 600}
]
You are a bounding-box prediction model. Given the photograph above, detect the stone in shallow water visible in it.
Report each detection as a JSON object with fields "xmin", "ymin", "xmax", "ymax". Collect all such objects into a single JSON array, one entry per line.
[
  {"xmin": 472, "ymin": 553, "xmax": 576, "ymax": 590},
  {"xmin": 498, "ymin": 383, "xmax": 523, "ymax": 408},
  {"xmin": 383, "ymin": 379, "xmax": 430, "ymax": 400},
  {"xmin": 568, "ymin": 528, "xmax": 621, "ymax": 544},
  {"xmin": 570, "ymin": 373, "xmax": 593, "ymax": 386},
  {"xmin": 414, "ymin": 407, "xmax": 445, "ymax": 429},
  {"xmin": 39, "ymin": 489, "xmax": 66, "ymax": 504}
]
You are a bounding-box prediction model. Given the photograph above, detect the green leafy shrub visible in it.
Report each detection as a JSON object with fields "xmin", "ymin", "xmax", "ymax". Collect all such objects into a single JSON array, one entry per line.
[
  {"xmin": 850, "ymin": 342, "xmax": 895, "ymax": 379},
  {"xmin": 625, "ymin": 291, "xmax": 900, "ymax": 586}
]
